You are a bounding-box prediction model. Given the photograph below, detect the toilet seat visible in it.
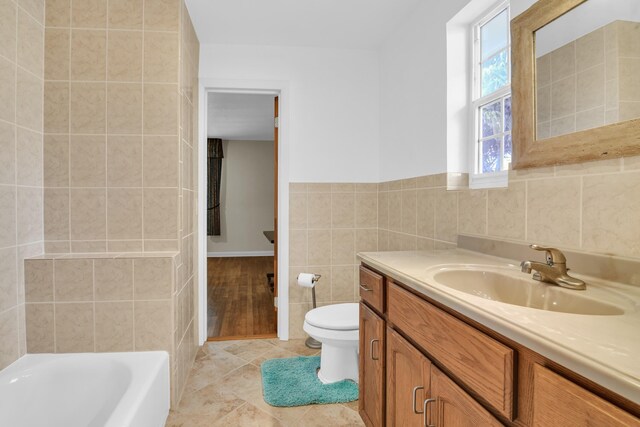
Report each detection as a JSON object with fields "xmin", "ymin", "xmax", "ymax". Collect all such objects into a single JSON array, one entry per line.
[
  {"xmin": 304, "ymin": 303, "xmax": 359, "ymax": 331},
  {"xmin": 303, "ymin": 322, "xmax": 359, "ymax": 342}
]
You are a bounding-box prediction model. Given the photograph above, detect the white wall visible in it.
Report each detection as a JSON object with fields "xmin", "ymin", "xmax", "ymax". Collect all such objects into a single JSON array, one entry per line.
[
  {"xmin": 379, "ymin": 0, "xmax": 537, "ymax": 181},
  {"xmin": 207, "ymin": 140, "xmax": 275, "ymax": 254},
  {"xmin": 199, "ymin": 44, "xmax": 380, "ymax": 183},
  {"xmin": 378, "ymin": 0, "xmax": 471, "ymax": 181},
  {"xmin": 198, "ymin": 0, "xmax": 540, "ymax": 185}
]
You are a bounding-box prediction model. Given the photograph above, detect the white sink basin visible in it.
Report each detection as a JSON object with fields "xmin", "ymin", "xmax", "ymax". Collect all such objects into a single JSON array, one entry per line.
[{"xmin": 428, "ymin": 267, "xmax": 626, "ymax": 316}]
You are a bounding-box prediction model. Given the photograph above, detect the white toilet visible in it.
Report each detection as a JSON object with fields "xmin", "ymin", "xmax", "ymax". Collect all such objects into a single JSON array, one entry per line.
[{"xmin": 303, "ymin": 303, "xmax": 359, "ymax": 384}]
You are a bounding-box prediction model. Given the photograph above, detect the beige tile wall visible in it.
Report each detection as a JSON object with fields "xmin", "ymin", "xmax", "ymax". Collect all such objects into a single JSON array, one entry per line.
[
  {"xmin": 173, "ymin": 0, "xmax": 199, "ymax": 406},
  {"xmin": 536, "ymin": 20, "xmax": 640, "ymax": 139},
  {"xmin": 289, "ymin": 157, "xmax": 640, "ymax": 336},
  {"xmin": 34, "ymin": 0, "xmax": 199, "ymax": 407},
  {"xmin": 24, "ymin": 254, "xmax": 175, "ymax": 354},
  {"xmin": 24, "ymin": 247, "xmax": 197, "ymax": 406},
  {"xmin": 615, "ymin": 21, "xmax": 640, "ymax": 122},
  {"xmin": 378, "ymin": 157, "xmax": 640, "ymax": 260},
  {"xmin": 42, "ymin": 0, "xmax": 185, "ymax": 253},
  {"xmin": 288, "ymin": 183, "xmax": 378, "ymax": 339},
  {"xmin": 0, "ymin": 0, "xmax": 45, "ymax": 370},
  {"xmin": 377, "ymin": 174, "xmax": 462, "ymax": 252}
]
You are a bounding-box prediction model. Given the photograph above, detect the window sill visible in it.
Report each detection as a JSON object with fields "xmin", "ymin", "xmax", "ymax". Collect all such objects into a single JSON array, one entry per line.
[{"xmin": 469, "ymin": 170, "xmax": 508, "ymax": 189}]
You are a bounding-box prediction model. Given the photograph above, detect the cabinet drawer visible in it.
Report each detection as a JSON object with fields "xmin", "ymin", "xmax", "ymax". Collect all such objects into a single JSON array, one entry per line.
[
  {"xmin": 359, "ymin": 266, "xmax": 384, "ymax": 313},
  {"xmin": 533, "ymin": 364, "xmax": 640, "ymax": 427},
  {"xmin": 388, "ymin": 283, "xmax": 514, "ymax": 420}
]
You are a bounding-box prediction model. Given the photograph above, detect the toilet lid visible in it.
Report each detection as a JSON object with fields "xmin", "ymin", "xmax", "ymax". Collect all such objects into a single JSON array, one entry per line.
[{"xmin": 305, "ymin": 303, "xmax": 359, "ymax": 330}]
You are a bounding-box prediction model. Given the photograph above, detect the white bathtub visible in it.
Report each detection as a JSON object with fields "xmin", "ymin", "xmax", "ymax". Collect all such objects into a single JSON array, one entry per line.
[{"xmin": 0, "ymin": 352, "xmax": 169, "ymax": 427}]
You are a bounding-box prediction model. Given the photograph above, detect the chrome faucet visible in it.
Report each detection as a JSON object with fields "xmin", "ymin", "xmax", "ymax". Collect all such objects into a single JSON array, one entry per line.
[{"xmin": 520, "ymin": 245, "xmax": 586, "ymax": 290}]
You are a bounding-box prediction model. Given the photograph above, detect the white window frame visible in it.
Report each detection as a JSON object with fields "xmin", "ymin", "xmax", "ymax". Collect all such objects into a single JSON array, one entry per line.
[{"xmin": 469, "ymin": 1, "xmax": 511, "ymax": 189}]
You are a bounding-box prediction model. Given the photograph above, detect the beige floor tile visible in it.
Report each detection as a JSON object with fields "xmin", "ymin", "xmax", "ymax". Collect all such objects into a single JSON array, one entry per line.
[
  {"xmin": 170, "ymin": 338, "xmax": 363, "ymax": 427},
  {"xmin": 245, "ymin": 387, "xmax": 313, "ymax": 426},
  {"xmin": 269, "ymin": 338, "xmax": 319, "ymax": 356},
  {"xmin": 183, "ymin": 349, "xmax": 247, "ymax": 394},
  {"xmin": 223, "ymin": 339, "xmax": 277, "ymax": 362},
  {"xmin": 202, "ymin": 339, "xmax": 250, "ymax": 354},
  {"xmin": 166, "ymin": 411, "xmax": 227, "ymax": 427},
  {"xmin": 194, "ymin": 347, "xmax": 207, "ymax": 362},
  {"xmin": 212, "ymin": 402, "xmax": 285, "ymax": 427},
  {"xmin": 250, "ymin": 347, "xmax": 298, "ymax": 367},
  {"xmin": 298, "ymin": 405, "xmax": 364, "ymax": 427},
  {"xmin": 176, "ymin": 384, "xmax": 244, "ymax": 416},
  {"xmin": 218, "ymin": 363, "xmax": 264, "ymax": 398},
  {"xmin": 342, "ymin": 400, "xmax": 359, "ymax": 412}
]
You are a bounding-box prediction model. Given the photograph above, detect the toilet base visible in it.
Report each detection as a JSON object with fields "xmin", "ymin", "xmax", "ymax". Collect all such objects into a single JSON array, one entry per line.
[
  {"xmin": 316, "ymin": 342, "xmax": 359, "ymax": 384},
  {"xmin": 305, "ymin": 337, "xmax": 322, "ymax": 349}
]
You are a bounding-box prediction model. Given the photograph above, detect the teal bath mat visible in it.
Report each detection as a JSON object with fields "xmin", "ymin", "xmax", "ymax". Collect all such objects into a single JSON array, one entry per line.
[{"xmin": 260, "ymin": 356, "xmax": 359, "ymax": 407}]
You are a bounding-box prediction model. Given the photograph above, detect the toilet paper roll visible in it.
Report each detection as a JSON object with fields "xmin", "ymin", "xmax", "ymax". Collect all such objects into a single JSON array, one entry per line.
[{"xmin": 297, "ymin": 273, "xmax": 317, "ymax": 288}]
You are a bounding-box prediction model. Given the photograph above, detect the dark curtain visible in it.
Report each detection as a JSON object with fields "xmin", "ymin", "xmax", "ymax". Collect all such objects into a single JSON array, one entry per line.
[{"xmin": 207, "ymin": 138, "xmax": 224, "ymax": 236}]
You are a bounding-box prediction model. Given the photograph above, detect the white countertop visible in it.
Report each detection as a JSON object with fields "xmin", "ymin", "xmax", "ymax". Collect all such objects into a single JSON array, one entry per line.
[{"xmin": 357, "ymin": 249, "xmax": 640, "ymax": 404}]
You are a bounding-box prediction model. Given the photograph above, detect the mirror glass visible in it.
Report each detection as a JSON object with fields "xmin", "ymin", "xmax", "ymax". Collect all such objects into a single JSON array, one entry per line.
[{"xmin": 534, "ymin": 0, "xmax": 640, "ymax": 140}]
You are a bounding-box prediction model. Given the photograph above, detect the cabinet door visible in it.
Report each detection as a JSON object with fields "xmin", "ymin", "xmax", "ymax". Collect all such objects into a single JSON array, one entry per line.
[
  {"xmin": 532, "ymin": 364, "xmax": 640, "ymax": 427},
  {"xmin": 386, "ymin": 328, "xmax": 431, "ymax": 427},
  {"xmin": 359, "ymin": 302, "xmax": 385, "ymax": 427},
  {"xmin": 388, "ymin": 283, "xmax": 513, "ymax": 420},
  {"xmin": 430, "ymin": 366, "xmax": 502, "ymax": 427}
]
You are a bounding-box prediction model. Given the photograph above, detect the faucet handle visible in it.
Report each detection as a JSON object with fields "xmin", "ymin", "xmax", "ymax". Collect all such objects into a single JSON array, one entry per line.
[{"xmin": 529, "ymin": 244, "xmax": 567, "ymax": 264}]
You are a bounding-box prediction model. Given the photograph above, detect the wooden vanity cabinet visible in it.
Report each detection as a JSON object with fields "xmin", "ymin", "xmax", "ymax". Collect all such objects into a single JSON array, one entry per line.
[
  {"xmin": 360, "ymin": 302, "xmax": 386, "ymax": 427},
  {"xmin": 358, "ymin": 264, "xmax": 640, "ymax": 427}
]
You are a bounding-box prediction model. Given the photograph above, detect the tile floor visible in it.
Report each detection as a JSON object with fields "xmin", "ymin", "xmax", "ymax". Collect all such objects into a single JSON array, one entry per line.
[{"xmin": 166, "ymin": 338, "xmax": 365, "ymax": 426}]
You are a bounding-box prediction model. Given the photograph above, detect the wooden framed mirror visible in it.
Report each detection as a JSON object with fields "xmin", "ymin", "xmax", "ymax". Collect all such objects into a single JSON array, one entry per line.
[{"xmin": 511, "ymin": 0, "xmax": 640, "ymax": 169}]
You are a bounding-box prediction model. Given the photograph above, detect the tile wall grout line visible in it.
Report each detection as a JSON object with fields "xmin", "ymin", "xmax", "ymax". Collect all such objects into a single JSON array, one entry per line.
[
  {"xmin": 12, "ymin": 0, "xmax": 19, "ymax": 341},
  {"xmin": 523, "ymin": 180, "xmax": 528, "ymax": 241},
  {"xmin": 104, "ymin": 0, "xmax": 110, "ymax": 252},
  {"xmin": 579, "ymin": 175, "xmax": 584, "ymax": 251},
  {"xmin": 37, "ymin": 0, "xmax": 45, "ymax": 279},
  {"xmin": 39, "ymin": 130, "xmax": 177, "ymax": 137},
  {"xmin": 44, "ymin": 25, "xmax": 178, "ymax": 34},
  {"xmin": 52, "ymin": 259, "xmax": 56, "ymax": 352},
  {"xmin": 66, "ymin": 0, "xmax": 72, "ymax": 253},
  {"xmin": 573, "ymin": 42, "xmax": 577, "ymax": 133},
  {"xmin": 141, "ymin": 0, "xmax": 146, "ymax": 252},
  {"xmin": 92, "ymin": 259, "xmax": 96, "ymax": 352}
]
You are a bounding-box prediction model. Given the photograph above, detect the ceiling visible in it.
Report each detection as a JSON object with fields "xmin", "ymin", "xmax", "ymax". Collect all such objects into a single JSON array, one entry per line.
[
  {"xmin": 185, "ymin": 0, "xmax": 422, "ymax": 49},
  {"xmin": 208, "ymin": 93, "xmax": 275, "ymax": 141}
]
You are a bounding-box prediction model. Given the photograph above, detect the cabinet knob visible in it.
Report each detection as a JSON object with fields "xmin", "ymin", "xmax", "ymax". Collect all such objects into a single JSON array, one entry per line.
[
  {"xmin": 412, "ymin": 386, "xmax": 425, "ymax": 414},
  {"xmin": 359, "ymin": 284, "xmax": 373, "ymax": 292},
  {"xmin": 423, "ymin": 398, "xmax": 435, "ymax": 427}
]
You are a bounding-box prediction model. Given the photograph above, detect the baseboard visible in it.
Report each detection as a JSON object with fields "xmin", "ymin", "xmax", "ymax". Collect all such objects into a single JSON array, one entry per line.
[{"xmin": 207, "ymin": 251, "xmax": 274, "ymax": 258}]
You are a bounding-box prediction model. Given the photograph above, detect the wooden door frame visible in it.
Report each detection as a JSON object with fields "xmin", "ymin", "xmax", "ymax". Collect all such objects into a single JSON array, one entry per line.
[{"xmin": 197, "ymin": 79, "xmax": 291, "ymax": 344}]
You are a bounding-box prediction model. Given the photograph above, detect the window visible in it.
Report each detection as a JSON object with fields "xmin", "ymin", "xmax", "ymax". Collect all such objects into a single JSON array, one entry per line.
[{"xmin": 471, "ymin": 3, "xmax": 511, "ymax": 181}]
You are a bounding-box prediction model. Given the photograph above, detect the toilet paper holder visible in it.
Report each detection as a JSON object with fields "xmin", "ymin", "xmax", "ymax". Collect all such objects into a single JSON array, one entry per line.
[
  {"xmin": 306, "ymin": 274, "xmax": 322, "ymax": 349},
  {"xmin": 310, "ymin": 274, "xmax": 321, "ymax": 305}
]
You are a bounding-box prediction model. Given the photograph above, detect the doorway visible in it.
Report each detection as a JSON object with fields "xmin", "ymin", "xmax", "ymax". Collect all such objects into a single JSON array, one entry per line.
[{"xmin": 205, "ymin": 92, "xmax": 279, "ymax": 340}]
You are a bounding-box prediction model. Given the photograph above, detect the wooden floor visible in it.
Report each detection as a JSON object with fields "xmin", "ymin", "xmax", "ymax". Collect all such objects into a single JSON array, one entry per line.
[{"xmin": 207, "ymin": 257, "xmax": 277, "ymax": 340}]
